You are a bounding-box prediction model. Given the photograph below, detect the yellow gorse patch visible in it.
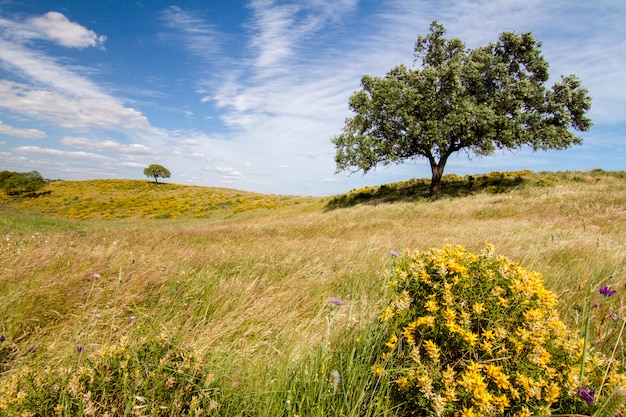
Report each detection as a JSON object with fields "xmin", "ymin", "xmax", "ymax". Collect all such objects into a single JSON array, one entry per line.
[
  {"xmin": 376, "ymin": 244, "xmax": 626, "ymax": 417},
  {"xmin": 6, "ymin": 179, "xmax": 306, "ymax": 220}
]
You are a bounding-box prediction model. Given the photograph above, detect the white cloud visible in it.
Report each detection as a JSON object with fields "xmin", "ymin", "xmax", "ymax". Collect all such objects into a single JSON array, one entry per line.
[
  {"xmin": 0, "ymin": 38, "xmax": 109, "ymax": 99},
  {"xmin": 0, "ymin": 81, "xmax": 149, "ymax": 130},
  {"xmin": 60, "ymin": 136, "xmax": 158, "ymax": 155},
  {"xmin": 159, "ymin": 6, "xmax": 221, "ymax": 61},
  {"xmin": 13, "ymin": 145, "xmax": 109, "ymax": 160},
  {"xmin": 26, "ymin": 11, "xmax": 106, "ymax": 49},
  {"xmin": 215, "ymin": 166, "xmax": 243, "ymax": 180},
  {"xmin": 0, "ymin": 13, "xmax": 149, "ymax": 132},
  {"xmin": 0, "ymin": 121, "xmax": 46, "ymax": 139}
]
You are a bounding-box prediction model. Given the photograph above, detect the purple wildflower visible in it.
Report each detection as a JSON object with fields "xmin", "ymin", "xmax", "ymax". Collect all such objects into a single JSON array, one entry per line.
[
  {"xmin": 92, "ymin": 273, "xmax": 101, "ymax": 280},
  {"xmin": 389, "ymin": 250, "xmax": 399, "ymax": 257},
  {"xmin": 0, "ymin": 335, "xmax": 5, "ymax": 342},
  {"xmin": 600, "ymin": 286, "xmax": 616, "ymax": 297},
  {"xmin": 608, "ymin": 312, "xmax": 618, "ymax": 320},
  {"xmin": 129, "ymin": 315, "xmax": 137, "ymax": 321},
  {"xmin": 578, "ymin": 387, "xmax": 595, "ymax": 405},
  {"xmin": 329, "ymin": 297, "xmax": 343, "ymax": 307},
  {"xmin": 131, "ymin": 259, "xmax": 136, "ymax": 264},
  {"xmin": 77, "ymin": 346, "xmax": 84, "ymax": 354}
]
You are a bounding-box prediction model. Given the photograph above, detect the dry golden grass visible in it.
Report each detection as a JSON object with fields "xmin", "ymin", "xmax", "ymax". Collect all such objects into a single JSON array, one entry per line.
[{"xmin": 0, "ymin": 170, "xmax": 624, "ymax": 415}]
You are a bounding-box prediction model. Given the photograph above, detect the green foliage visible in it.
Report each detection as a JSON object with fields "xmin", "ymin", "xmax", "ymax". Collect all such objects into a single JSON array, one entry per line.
[
  {"xmin": 143, "ymin": 164, "xmax": 171, "ymax": 183},
  {"xmin": 0, "ymin": 170, "xmax": 46, "ymax": 196},
  {"xmin": 332, "ymin": 21, "xmax": 592, "ymax": 197},
  {"xmin": 376, "ymin": 244, "xmax": 626, "ymax": 417}
]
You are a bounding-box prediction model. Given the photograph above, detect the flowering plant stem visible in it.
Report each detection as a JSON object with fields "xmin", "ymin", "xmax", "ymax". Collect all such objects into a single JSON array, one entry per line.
[
  {"xmin": 580, "ymin": 306, "xmax": 593, "ymax": 386},
  {"xmin": 598, "ymin": 319, "xmax": 626, "ymax": 398}
]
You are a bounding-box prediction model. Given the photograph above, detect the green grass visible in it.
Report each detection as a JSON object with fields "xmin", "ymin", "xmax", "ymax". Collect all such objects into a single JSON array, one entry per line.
[{"xmin": 0, "ymin": 170, "xmax": 624, "ymax": 416}]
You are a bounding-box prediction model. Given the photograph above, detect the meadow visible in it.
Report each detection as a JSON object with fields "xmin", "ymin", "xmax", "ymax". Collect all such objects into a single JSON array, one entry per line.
[{"xmin": 0, "ymin": 170, "xmax": 624, "ymax": 416}]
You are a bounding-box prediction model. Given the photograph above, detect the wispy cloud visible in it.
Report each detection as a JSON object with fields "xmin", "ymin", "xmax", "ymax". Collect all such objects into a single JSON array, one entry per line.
[
  {"xmin": 13, "ymin": 145, "xmax": 109, "ymax": 160},
  {"xmin": 159, "ymin": 6, "xmax": 222, "ymax": 61},
  {"xmin": 26, "ymin": 12, "xmax": 107, "ymax": 49},
  {"xmin": 0, "ymin": 121, "xmax": 46, "ymax": 139},
  {"xmin": 0, "ymin": 80, "xmax": 148, "ymax": 130},
  {"xmin": 0, "ymin": 12, "xmax": 149, "ymax": 132},
  {"xmin": 0, "ymin": 12, "xmax": 106, "ymax": 49},
  {"xmin": 60, "ymin": 137, "xmax": 157, "ymax": 155}
]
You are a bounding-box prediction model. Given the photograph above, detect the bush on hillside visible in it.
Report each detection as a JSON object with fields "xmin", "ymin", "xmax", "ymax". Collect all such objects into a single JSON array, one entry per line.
[{"xmin": 376, "ymin": 244, "xmax": 626, "ymax": 417}]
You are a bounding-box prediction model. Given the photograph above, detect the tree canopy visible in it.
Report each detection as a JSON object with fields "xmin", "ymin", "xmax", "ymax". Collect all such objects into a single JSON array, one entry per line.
[
  {"xmin": 0, "ymin": 170, "xmax": 46, "ymax": 195},
  {"xmin": 332, "ymin": 21, "xmax": 592, "ymax": 197},
  {"xmin": 143, "ymin": 164, "xmax": 171, "ymax": 183}
]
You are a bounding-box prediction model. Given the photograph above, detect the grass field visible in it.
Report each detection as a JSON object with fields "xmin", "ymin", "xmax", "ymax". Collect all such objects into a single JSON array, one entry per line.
[{"xmin": 0, "ymin": 170, "xmax": 624, "ymax": 416}]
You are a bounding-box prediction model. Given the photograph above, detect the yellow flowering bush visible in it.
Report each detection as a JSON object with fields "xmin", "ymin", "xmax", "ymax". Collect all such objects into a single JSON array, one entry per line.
[
  {"xmin": 0, "ymin": 334, "xmax": 218, "ymax": 415},
  {"xmin": 377, "ymin": 244, "xmax": 626, "ymax": 417}
]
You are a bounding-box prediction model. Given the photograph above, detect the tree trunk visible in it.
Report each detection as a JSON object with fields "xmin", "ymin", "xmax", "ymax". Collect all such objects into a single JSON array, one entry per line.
[{"xmin": 429, "ymin": 158, "xmax": 447, "ymax": 198}]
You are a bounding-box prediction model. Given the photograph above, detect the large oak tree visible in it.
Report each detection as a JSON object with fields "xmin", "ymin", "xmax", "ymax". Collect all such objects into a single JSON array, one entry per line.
[{"xmin": 332, "ymin": 21, "xmax": 592, "ymax": 197}]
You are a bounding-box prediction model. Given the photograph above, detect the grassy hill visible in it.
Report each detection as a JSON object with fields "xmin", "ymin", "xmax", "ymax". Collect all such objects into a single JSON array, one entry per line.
[
  {"xmin": 0, "ymin": 170, "xmax": 625, "ymax": 416},
  {"xmin": 0, "ymin": 178, "xmax": 315, "ymax": 221}
]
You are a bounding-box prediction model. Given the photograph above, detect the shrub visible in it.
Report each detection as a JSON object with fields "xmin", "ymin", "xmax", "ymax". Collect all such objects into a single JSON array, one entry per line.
[
  {"xmin": 376, "ymin": 244, "xmax": 626, "ymax": 417},
  {"xmin": 0, "ymin": 333, "xmax": 218, "ymax": 416}
]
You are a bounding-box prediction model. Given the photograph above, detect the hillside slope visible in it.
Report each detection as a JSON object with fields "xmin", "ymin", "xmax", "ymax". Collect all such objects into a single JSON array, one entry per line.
[{"xmin": 0, "ymin": 170, "xmax": 624, "ymax": 415}]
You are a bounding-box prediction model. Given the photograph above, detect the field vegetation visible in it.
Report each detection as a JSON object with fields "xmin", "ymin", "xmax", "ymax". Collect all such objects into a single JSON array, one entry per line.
[{"xmin": 0, "ymin": 170, "xmax": 624, "ymax": 416}]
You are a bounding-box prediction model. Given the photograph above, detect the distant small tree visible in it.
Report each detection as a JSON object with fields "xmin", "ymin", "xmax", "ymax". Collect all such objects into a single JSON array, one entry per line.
[
  {"xmin": 143, "ymin": 164, "xmax": 171, "ymax": 183},
  {"xmin": 21, "ymin": 171, "xmax": 46, "ymax": 194},
  {"xmin": 0, "ymin": 170, "xmax": 45, "ymax": 195}
]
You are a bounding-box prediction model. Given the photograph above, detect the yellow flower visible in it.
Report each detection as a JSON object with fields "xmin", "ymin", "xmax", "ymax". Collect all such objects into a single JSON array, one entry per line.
[
  {"xmin": 416, "ymin": 315, "xmax": 435, "ymax": 327},
  {"xmin": 484, "ymin": 364, "xmax": 510, "ymax": 390},
  {"xmin": 380, "ymin": 306, "xmax": 395, "ymax": 321},
  {"xmin": 444, "ymin": 386, "xmax": 458, "ymax": 403},
  {"xmin": 536, "ymin": 287, "xmax": 558, "ymax": 309},
  {"xmin": 485, "ymin": 242, "xmax": 495, "ymax": 254},
  {"xmin": 409, "ymin": 346, "xmax": 421, "ymax": 363},
  {"xmin": 442, "ymin": 365, "xmax": 456, "ymax": 385},
  {"xmin": 423, "ymin": 340, "xmax": 441, "ymax": 363},
  {"xmin": 492, "ymin": 394, "xmax": 510, "ymax": 413},
  {"xmin": 444, "ymin": 308, "xmax": 456, "ymax": 322},
  {"xmin": 460, "ymin": 406, "xmax": 480, "ymax": 417},
  {"xmin": 472, "ymin": 385, "xmax": 493, "ymax": 412},
  {"xmin": 395, "ymin": 377, "xmax": 410, "ymax": 391},
  {"xmin": 523, "ymin": 308, "xmax": 546, "ymax": 324},
  {"xmin": 544, "ymin": 381, "xmax": 560, "ymax": 404},
  {"xmin": 432, "ymin": 394, "xmax": 446, "ymax": 415},
  {"xmin": 472, "ymin": 303, "xmax": 485, "ymax": 315},
  {"xmin": 424, "ymin": 297, "xmax": 440, "ymax": 313},
  {"xmin": 403, "ymin": 322, "xmax": 418, "ymax": 346},
  {"xmin": 460, "ymin": 329, "xmax": 479, "ymax": 347},
  {"xmin": 392, "ymin": 290, "xmax": 412, "ymax": 312},
  {"xmin": 385, "ymin": 334, "xmax": 398, "ymax": 350},
  {"xmin": 481, "ymin": 329, "xmax": 495, "ymax": 341},
  {"xmin": 460, "ymin": 362, "xmax": 486, "ymax": 392},
  {"xmin": 372, "ymin": 365, "xmax": 385, "ymax": 376},
  {"xmin": 496, "ymin": 296, "xmax": 510, "ymax": 308}
]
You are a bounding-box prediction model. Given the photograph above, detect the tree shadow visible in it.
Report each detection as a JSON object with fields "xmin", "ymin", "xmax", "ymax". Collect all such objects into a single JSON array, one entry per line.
[{"xmin": 325, "ymin": 170, "xmax": 533, "ymax": 210}]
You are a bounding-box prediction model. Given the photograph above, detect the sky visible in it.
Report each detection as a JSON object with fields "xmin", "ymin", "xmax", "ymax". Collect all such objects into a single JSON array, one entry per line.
[{"xmin": 0, "ymin": 0, "xmax": 624, "ymax": 196}]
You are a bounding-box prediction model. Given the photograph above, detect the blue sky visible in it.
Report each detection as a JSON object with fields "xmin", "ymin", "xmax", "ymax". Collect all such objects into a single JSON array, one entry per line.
[{"xmin": 0, "ymin": 0, "xmax": 624, "ymax": 196}]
